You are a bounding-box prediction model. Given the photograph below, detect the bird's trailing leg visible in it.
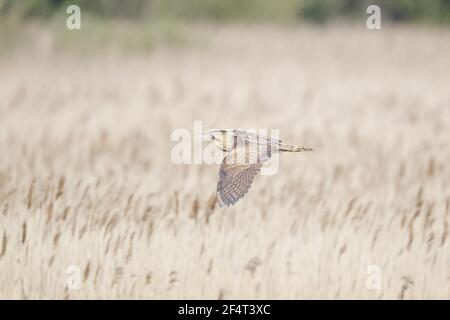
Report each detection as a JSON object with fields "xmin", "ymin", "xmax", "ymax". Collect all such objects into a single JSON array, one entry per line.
[{"xmin": 279, "ymin": 144, "xmax": 314, "ymax": 152}]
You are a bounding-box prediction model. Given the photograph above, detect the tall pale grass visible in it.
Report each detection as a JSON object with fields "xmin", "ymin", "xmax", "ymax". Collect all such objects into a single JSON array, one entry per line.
[{"xmin": 0, "ymin": 24, "xmax": 449, "ymax": 299}]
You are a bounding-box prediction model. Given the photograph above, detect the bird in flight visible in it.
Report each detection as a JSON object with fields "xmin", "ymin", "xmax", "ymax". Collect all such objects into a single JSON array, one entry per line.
[{"xmin": 203, "ymin": 129, "xmax": 313, "ymax": 207}]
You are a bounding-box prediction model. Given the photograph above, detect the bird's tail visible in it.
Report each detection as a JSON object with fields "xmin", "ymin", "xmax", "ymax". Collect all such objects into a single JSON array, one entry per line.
[{"xmin": 279, "ymin": 144, "xmax": 314, "ymax": 152}]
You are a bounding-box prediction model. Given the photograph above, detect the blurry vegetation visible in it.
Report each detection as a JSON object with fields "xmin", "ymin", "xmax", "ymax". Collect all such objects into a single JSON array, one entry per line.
[
  {"xmin": 1, "ymin": 0, "xmax": 450, "ymax": 24},
  {"xmin": 0, "ymin": 0, "xmax": 449, "ymax": 55},
  {"xmin": 299, "ymin": 0, "xmax": 450, "ymax": 24}
]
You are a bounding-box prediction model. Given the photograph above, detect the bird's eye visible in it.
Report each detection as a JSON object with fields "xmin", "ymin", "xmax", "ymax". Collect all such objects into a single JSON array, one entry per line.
[{"xmin": 211, "ymin": 135, "xmax": 215, "ymax": 140}]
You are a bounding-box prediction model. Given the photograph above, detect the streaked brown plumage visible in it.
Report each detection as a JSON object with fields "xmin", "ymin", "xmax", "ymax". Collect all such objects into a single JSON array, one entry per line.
[{"xmin": 204, "ymin": 129, "xmax": 313, "ymax": 207}]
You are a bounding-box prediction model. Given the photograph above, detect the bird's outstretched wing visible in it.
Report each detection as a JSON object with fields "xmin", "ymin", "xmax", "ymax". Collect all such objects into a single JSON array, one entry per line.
[{"xmin": 216, "ymin": 142, "xmax": 272, "ymax": 207}]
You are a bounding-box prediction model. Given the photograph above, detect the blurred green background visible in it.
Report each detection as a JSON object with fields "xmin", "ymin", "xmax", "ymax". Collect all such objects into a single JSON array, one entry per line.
[
  {"xmin": 1, "ymin": 0, "xmax": 450, "ymax": 24},
  {"xmin": 1, "ymin": 0, "xmax": 449, "ymax": 56}
]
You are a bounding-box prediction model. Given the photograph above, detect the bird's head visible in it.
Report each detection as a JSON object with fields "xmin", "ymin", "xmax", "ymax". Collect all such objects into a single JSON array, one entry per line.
[{"xmin": 202, "ymin": 129, "xmax": 236, "ymax": 152}]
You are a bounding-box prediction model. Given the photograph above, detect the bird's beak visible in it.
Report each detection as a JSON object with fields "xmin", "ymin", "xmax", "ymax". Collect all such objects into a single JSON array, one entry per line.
[
  {"xmin": 195, "ymin": 133, "xmax": 212, "ymax": 142},
  {"xmin": 204, "ymin": 133, "xmax": 214, "ymax": 142}
]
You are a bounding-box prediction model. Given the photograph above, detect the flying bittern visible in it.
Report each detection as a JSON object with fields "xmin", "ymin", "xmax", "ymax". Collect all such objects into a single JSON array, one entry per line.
[{"xmin": 203, "ymin": 129, "xmax": 313, "ymax": 207}]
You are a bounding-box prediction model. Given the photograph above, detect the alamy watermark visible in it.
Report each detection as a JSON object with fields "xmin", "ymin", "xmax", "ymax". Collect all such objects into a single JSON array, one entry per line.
[
  {"xmin": 66, "ymin": 5, "xmax": 81, "ymax": 30},
  {"xmin": 66, "ymin": 264, "xmax": 81, "ymax": 290},
  {"xmin": 366, "ymin": 5, "xmax": 382, "ymax": 30},
  {"xmin": 64, "ymin": 4, "xmax": 382, "ymax": 31},
  {"xmin": 171, "ymin": 121, "xmax": 280, "ymax": 175},
  {"xmin": 366, "ymin": 265, "xmax": 382, "ymax": 290}
]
